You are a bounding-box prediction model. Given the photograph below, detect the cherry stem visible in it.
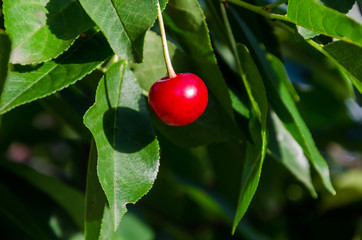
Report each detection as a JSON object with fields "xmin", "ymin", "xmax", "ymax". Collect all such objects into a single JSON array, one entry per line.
[{"xmin": 157, "ymin": 1, "xmax": 177, "ymax": 79}]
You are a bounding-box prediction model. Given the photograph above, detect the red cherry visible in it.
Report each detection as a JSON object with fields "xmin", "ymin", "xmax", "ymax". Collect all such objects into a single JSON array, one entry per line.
[{"xmin": 148, "ymin": 73, "xmax": 208, "ymax": 126}]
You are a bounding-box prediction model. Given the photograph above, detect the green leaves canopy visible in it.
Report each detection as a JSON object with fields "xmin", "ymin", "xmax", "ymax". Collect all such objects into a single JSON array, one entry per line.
[{"xmin": 1, "ymin": 0, "xmax": 351, "ymax": 237}]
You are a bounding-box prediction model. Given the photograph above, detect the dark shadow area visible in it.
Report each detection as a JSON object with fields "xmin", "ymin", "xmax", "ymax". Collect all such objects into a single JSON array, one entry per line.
[
  {"xmin": 0, "ymin": 33, "xmax": 11, "ymax": 96},
  {"xmin": 103, "ymin": 107, "xmax": 155, "ymax": 153},
  {"xmin": 319, "ymin": 0, "xmax": 356, "ymax": 13},
  {"xmin": 12, "ymin": 63, "xmax": 44, "ymax": 73},
  {"xmin": 43, "ymin": 0, "xmax": 110, "ymax": 65},
  {"xmin": 45, "ymin": 0, "xmax": 93, "ymax": 40},
  {"xmin": 53, "ymin": 30, "xmax": 113, "ymax": 65},
  {"xmin": 0, "ymin": 1, "xmax": 4, "ymax": 30},
  {"xmin": 0, "ymin": 162, "xmax": 75, "ymax": 240}
]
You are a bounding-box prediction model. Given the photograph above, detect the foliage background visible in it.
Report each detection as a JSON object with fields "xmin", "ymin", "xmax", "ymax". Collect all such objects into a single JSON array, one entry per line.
[{"xmin": 0, "ymin": 0, "xmax": 362, "ymax": 239}]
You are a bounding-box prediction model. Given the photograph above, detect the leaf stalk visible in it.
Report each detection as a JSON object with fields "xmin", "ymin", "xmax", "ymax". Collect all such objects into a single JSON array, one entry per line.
[{"xmin": 222, "ymin": 0, "xmax": 294, "ymax": 23}]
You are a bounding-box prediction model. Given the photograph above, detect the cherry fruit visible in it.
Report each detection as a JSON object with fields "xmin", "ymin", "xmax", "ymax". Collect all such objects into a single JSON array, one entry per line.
[{"xmin": 148, "ymin": 73, "xmax": 208, "ymax": 126}]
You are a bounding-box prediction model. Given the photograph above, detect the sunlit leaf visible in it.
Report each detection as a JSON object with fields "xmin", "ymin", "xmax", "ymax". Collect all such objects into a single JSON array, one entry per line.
[
  {"xmin": 0, "ymin": 31, "xmax": 112, "ymax": 115},
  {"xmin": 3, "ymin": 0, "xmax": 93, "ymax": 64},
  {"xmin": 83, "ymin": 61, "xmax": 160, "ymax": 230},
  {"xmin": 288, "ymin": 0, "xmax": 362, "ymax": 47},
  {"xmin": 79, "ymin": 0, "xmax": 162, "ymax": 63},
  {"xmin": 297, "ymin": 26, "xmax": 320, "ymax": 40},
  {"xmin": 297, "ymin": 0, "xmax": 356, "ymax": 39}
]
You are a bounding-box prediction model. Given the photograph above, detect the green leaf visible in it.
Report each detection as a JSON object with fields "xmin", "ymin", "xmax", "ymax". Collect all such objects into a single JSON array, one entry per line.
[
  {"xmin": 85, "ymin": 141, "xmax": 107, "ymax": 240},
  {"xmin": 132, "ymin": 31, "xmax": 241, "ymax": 147},
  {"xmin": 323, "ymin": 40, "xmax": 362, "ymax": 93},
  {"xmin": 0, "ymin": 161, "xmax": 85, "ymax": 229},
  {"xmin": 230, "ymin": 12, "xmax": 335, "ymax": 194},
  {"xmin": 268, "ymin": 111, "xmax": 317, "ymax": 197},
  {"xmin": 0, "ymin": 31, "xmax": 10, "ymax": 96},
  {"xmin": 236, "ymin": 44, "xmax": 268, "ymax": 125},
  {"xmin": 83, "ymin": 61, "xmax": 160, "ymax": 230},
  {"xmin": 3, "ymin": 0, "xmax": 93, "ymax": 64},
  {"xmin": 233, "ymin": 136, "xmax": 267, "ymax": 234},
  {"xmin": 232, "ymin": 44, "xmax": 268, "ymax": 234},
  {"xmin": 267, "ymin": 54, "xmax": 336, "ymax": 195},
  {"xmin": 287, "ymin": 0, "xmax": 362, "ymax": 47},
  {"xmin": 297, "ymin": 0, "xmax": 356, "ymax": 39},
  {"xmin": 0, "ymin": 31, "xmax": 112, "ymax": 115},
  {"xmin": 229, "ymin": 89, "xmax": 250, "ymax": 119},
  {"xmin": 79, "ymin": 0, "xmax": 159, "ymax": 63},
  {"xmin": 0, "ymin": 183, "xmax": 52, "ymax": 240},
  {"xmin": 270, "ymin": 57, "xmax": 300, "ymax": 103}
]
